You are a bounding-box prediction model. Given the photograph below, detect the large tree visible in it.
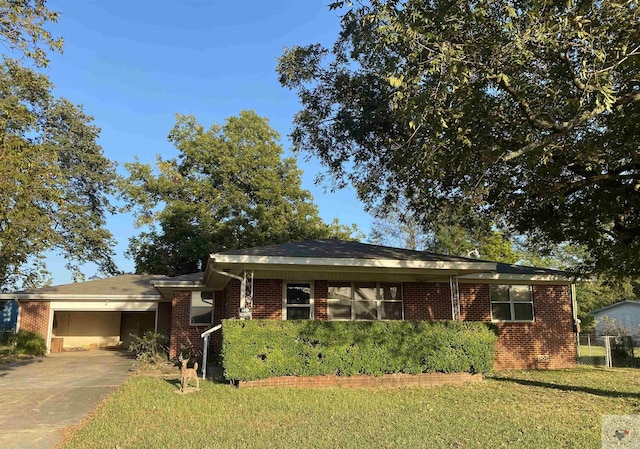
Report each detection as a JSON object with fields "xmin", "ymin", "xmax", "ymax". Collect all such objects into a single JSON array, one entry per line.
[
  {"xmin": 121, "ymin": 111, "xmax": 359, "ymax": 276},
  {"xmin": 277, "ymin": 0, "xmax": 640, "ymax": 276},
  {"xmin": 0, "ymin": 2, "xmax": 118, "ymax": 289},
  {"xmin": 369, "ymin": 197, "xmax": 521, "ymax": 262}
]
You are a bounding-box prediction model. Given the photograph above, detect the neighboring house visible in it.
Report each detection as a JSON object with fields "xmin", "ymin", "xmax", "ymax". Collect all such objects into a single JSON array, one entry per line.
[
  {"xmin": 0, "ymin": 239, "xmax": 579, "ymax": 369},
  {"xmin": 589, "ymin": 300, "xmax": 640, "ymax": 343}
]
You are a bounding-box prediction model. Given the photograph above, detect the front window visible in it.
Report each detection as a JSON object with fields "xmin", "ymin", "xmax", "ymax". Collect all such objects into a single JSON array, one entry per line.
[
  {"xmin": 490, "ymin": 284, "xmax": 534, "ymax": 322},
  {"xmin": 191, "ymin": 291, "xmax": 213, "ymax": 325},
  {"xmin": 328, "ymin": 282, "xmax": 403, "ymax": 320},
  {"xmin": 284, "ymin": 282, "xmax": 312, "ymax": 320}
]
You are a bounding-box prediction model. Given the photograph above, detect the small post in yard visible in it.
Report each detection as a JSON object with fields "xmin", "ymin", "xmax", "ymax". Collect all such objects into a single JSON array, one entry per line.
[
  {"xmin": 604, "ymin": 336, "xmax": 613, "ymax": 368},
  {"xmin": 202, "ymin": 334, "xmax": 209, "ymax": 380}
]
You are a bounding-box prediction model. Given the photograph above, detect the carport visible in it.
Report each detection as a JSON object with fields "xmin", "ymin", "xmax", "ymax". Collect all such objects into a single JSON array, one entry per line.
[
  {"xmin": 50, "ymin": 303, "xmax": 157, "ymax": 351},
  {"xmin": 0, "ymin": 275, "xmax": 170, "ymax": 352}
]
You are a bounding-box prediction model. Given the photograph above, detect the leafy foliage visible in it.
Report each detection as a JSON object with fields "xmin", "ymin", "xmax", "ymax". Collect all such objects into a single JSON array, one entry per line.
[
  {"xmin": 369, "ymin": 196, "xmax": 523, "ymax": 263},
  {"xmin": 222, "ymin": 319, "xmax": 498, "ymax": 381},
  {"xmin": 128, "ymin": 331, "xmax": 169, "ymax": 364},
  {"xmin": 576, "ymin": 278, "xmax": 640, "ymax": 332},
  {"xmin": 0, "ymin": 60, "xmax": 118, "ymax": 288},
  {"xmin": 278, "ymin": 0, "xmax": 640, "ymax": 276},
  {"xmin": 121, "ymin": 111, "xmax": 360, "ymax": 276},
  {"xmin": 0, "ymin": 0, "xmax": 63, "ymax": 67},
  {"xmin": 6, "ymin": 329, "xmax": 46, "ymax": 355}
]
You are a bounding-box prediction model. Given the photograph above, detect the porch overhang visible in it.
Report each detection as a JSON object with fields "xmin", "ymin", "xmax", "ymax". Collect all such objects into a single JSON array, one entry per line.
[{"xmin": 202, "ymin": 254, "xmax": 498, "ymax": 288}]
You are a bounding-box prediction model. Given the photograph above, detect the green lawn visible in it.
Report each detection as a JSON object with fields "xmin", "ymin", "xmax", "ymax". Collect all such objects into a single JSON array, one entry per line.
[
  {"xmin": 579, "ymin": 345, "xmax": 607, "ymax": 356},
  {"xmin": 59, "ymin": 367, "xmax": 640, "ymax": 449},
  {"xmin": 579, "ymin": 345, "xmax": 640, "ymax": 357}
]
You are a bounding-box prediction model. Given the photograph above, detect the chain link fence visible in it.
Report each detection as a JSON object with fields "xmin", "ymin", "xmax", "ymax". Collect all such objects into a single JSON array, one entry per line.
[{"xmin": 577, "ymin": 333, "xmax": 639, "ymax": 367}]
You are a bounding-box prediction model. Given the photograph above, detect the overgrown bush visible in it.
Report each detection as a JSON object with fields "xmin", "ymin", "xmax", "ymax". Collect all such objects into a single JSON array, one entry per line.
[
  {"xmin": 128, "ymin": 331, "xmax": 168, "ymax": 364},
  {"xmin": 222, "ymin": 320, "xmax": 498, "ymax": 381},
  {"xmin": 6, "ymin": 330, "xmax": 47, "ymax": 356}
]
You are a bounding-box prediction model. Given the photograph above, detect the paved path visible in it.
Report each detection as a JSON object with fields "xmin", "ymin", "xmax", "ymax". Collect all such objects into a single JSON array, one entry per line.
[{"xmin": 0, "ymin": 350, "xmax": 134, "ymax": 449}]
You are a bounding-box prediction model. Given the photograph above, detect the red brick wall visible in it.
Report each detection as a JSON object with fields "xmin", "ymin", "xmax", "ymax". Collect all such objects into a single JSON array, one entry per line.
[
  {"xmin": 492, "ymin": 285, "xmax": 577, "ymax": 370},
  {"xmin": 19, "ymin": 301, "xmax": 50, "ymax": 341},
  {"xmin": 169, "ymin": 290, "xmax": 208, "ymax": 359},
  {"xmin": 227, "ymin": 281, "xmax": 240, "ymax": 319},
  {"xmin": 403, "ymin": 282, "xmax": 452, "ymax": 320},
  {"xmin": 314, "ymin": 280, "xmax": 328, "ymax": 320},
  {"xmin": 209, "ymin": 291, "xmax": 225, "ymax": 354},
  {"xmin": 209, "ymin": 279, "xmax": 577, "ymax": 370},
  {"xmin": 252, "ymin": 280, "xmax": 282, "ymax": 320},
  {"xmin": 459, "ymin": 283, "xmax": 491, "ymax": 321},
  {"xmin": 156, "ymin": 302, "xmax": 172, "ymax": 335}
]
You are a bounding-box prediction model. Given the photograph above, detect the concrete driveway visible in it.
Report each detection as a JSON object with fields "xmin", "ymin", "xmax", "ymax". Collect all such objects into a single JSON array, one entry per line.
[{"xmin": 0, "ymin": 350, "xmax": 135, "ymax": 449}]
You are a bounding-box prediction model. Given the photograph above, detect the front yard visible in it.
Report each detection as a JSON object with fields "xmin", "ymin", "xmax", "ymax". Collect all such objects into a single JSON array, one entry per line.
[{"xmin": 60, "ymin": 367, "xmax": 640, "ymax": 449}]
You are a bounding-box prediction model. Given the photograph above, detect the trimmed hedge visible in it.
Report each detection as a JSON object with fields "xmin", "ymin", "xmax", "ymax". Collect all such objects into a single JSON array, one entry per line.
[{"xmin": 222, "ymin": 320, "xmax": 498, "ymax": 381}]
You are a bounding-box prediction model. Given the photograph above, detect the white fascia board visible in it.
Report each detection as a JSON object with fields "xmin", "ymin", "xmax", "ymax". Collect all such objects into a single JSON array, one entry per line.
[
  {"xmin": 51, "ymin": 300, "xmax": 158, "ymax": 312},
  {"xmin": 210, "ymin": 255, "xmax": 496, "ymax": 271},
  {"xmin": 151, "ymin": 281, "xmax": 205, "ymax": 288},
  {"xmin": 0, "ymin": 293, "xmax": 161, "ymax": 301},
  {"xmin": 458, "ymin": 273, "xmax": 572, "ymax": 283}
]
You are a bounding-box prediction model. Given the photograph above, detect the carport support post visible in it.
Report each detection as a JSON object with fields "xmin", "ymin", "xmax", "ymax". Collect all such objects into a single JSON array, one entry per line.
[
  {"xmin": 449, "ymin": 276, "xmax": 461, "ymax": 321},
  {"xmin": 46, "ymin": 307, "xmax": 54, "ymax": 354}
]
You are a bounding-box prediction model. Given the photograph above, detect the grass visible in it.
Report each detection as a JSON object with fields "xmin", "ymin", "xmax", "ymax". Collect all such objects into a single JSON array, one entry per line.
[
  {"xmin": 577, "ymin": 346, "xmax": 640, "ymax": 357},
  {"xmin": 59, "ymin": 367, "xmax": 640, "ymax": 449}
]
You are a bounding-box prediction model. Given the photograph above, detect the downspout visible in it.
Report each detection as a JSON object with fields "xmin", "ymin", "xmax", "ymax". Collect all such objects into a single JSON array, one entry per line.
[
  {"xmin": 570, "ymin": 283, "xmax": 580, "ymax": 360},
  {"xmin": 211, "ymin": 269, "xmax": 246, "ymax": 310}
]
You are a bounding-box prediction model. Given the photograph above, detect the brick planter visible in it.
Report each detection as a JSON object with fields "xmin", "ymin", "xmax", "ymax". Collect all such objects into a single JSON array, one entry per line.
[{"xmin": 236, "ymin": 372, "xmax": 483, "ymax": 388}]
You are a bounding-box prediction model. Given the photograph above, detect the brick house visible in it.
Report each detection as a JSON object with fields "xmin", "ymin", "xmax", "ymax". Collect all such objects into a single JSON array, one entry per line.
[{"xmin": 1, "ymin": 239, "xmax": 578, "ymax": 369}]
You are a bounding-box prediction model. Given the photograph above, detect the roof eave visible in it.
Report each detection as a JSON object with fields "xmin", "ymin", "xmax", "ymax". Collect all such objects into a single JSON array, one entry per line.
[
  {"xmin": 209, "ymin": 254, "xmax": 497, "ymax": 271},
  {"xmin": 0, "ymin": 293, "xmax": 161, "ymax": 301},
  {"xmin": 150, "ymin": 280, "xmax": 206, "ymax": 288},
  {"xmin": 589, "ymin": 300, "xmax": 640, "ymax": 315},
  {"xmin": 458, "ymin": 273, "xmax": 573, "ymax": 283}
]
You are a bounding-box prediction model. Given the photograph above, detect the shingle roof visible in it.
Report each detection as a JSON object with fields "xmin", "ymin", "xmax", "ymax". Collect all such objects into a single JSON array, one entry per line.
[
  {"xmin": 218, "ymin": 239, "xmax": 484, "ymax": 263},
  {"xmin": 19, "ymin": 274, "xmax": 167, "ymax": 296},
  {"xmin": 589, "ymin": 300, "xmax": 640, "ymax": 315},
  {"xmin": 495, "ymin": 262, "xmax": 572, "ymax": 276},
  {"xmin": 217, "ymin": 238, "xmax": 571, "ymax": 276}
]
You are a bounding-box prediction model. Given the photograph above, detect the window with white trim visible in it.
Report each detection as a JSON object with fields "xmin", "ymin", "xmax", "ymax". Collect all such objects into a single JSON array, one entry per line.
[
  {"xmin": 490, "ymin": 284, "xmax": 534, "ymax": 322},
  {"xmin": 191, "ymin": 291, "xmax": 213, "ymax": 325},
  {"xmin": 327, "ymin": 282, "xmax": 403, "ymax": 320},
  {"xmin": 284, "ymin": 282, "xmax": 313, "ymax": 320}
]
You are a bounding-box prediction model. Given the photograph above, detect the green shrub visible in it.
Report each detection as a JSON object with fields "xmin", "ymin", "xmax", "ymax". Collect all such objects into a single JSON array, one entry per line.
[
  {"xmin": 128, "ymin": 331, "xmax": 169, "ymax": 363},
  {"xmin": 7, "ymin": 330, "xmax": 47, "ymax": 356},
  {"xmin": 222, "ymin": 320, "xmax": 498, "ymax": 381}
]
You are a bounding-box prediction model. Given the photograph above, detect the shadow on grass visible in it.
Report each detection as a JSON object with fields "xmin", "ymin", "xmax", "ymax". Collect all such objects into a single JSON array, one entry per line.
[{"xmin": 491, "ymin": 376, "xmax": 640, "ymax": 399}]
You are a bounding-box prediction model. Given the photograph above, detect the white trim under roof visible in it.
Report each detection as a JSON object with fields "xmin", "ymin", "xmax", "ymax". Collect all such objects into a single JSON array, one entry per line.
[
  {"xmin": 0, "ymin": 294, "xmax": 161, "ymax": 301},
  {"xmin": 50, "ymin": 300, "xmax": 158, "ymax": 312},
  {"xmin": 151, "ymin": 280, "xmax": 205, "ymax": 288},
  {"xmin": 210, "ymin": 255, "xmax": 496, "ymax": 271},
  {"xmin": 458, "ymin": 273, "xmax": 572, "ymax": 283}
]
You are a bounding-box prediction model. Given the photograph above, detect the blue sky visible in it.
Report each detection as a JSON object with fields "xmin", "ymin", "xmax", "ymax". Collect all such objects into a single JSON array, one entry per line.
[{"xmin": 43, "ymin": 0, "xmax": 371, "ymax": 284}]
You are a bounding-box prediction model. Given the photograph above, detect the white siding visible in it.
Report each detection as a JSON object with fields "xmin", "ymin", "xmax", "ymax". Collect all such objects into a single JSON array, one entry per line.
[{"xmin": 592, "ymin": 303, "xmax": 640, "ymax": 339}]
